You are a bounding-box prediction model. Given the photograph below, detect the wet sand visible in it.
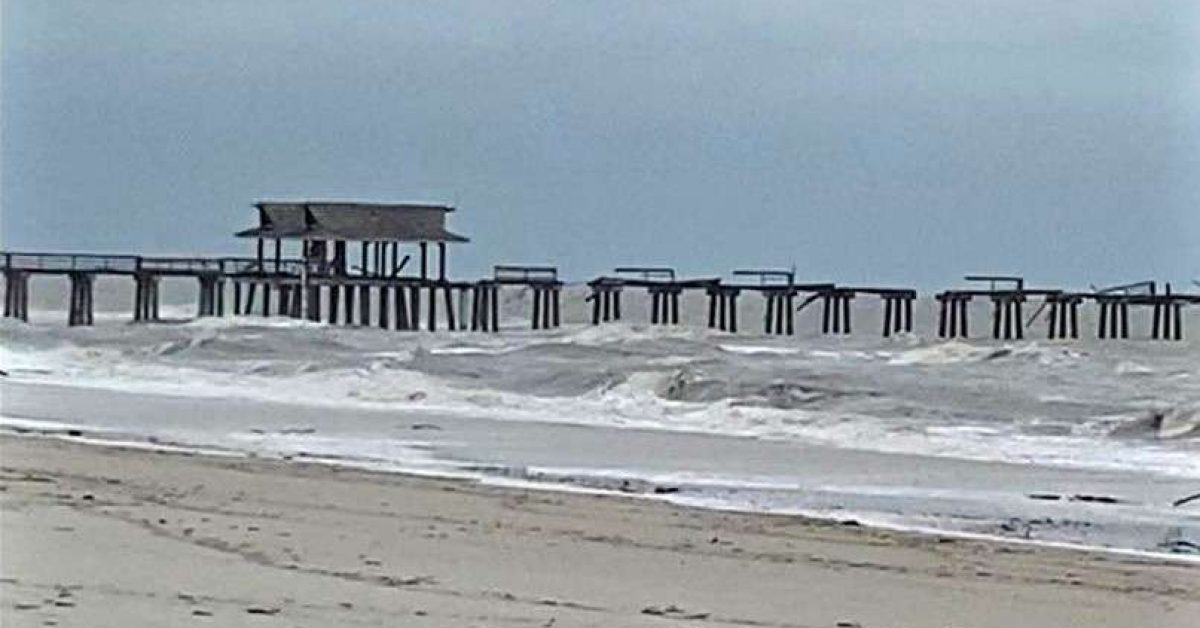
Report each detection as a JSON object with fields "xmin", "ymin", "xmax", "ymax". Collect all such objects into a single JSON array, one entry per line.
[{"xmin": 1, "ymin": 435, "xmax": 1197, "ymax": 627}]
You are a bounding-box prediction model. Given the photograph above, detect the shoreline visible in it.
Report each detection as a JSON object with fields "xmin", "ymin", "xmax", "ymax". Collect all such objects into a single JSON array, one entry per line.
[
  {"xmin": 3, "ymin": 434, "xmax": 1198, "ymax": 627},
  {"xmin": 5, "ymin": 423, "xmax": 1200, "ymax": 567}
]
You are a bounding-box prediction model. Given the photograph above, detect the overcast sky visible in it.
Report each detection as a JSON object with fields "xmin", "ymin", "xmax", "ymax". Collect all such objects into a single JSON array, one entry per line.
[{"xmin": 3, "ymin": 1, "xmax": 1197, "ymax": 287}]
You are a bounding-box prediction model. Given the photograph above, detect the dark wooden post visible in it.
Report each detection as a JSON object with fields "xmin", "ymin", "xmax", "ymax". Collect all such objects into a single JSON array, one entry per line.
[
  {"xmin": 427, "ymin": 284, "xmax": 437, "ymax": 332},
  {"xmin": 343, "ymin": 282, "xmax": 355, "ymax": 325},
  {"xmin": 378, "ymin": 286, "xmax": 390, "ymax": 329},
  {"xmin": 490, "ymin": 285, "xmax": 500, "ymax": 332},
  {"xmin": 552, "ymin": 286, "xmax": 561, "ymax": 328},
  {"xmin": 329, "ymin": 285, "xmax": 340, "ymax": 323},
  {"xmin": 883, "ymin": 297, "xmax": 893, "ymax": 338},
  {"xmin": 359, "ymin": 285, "xmax": 371, "ymax": 326},
  {"xmin": 438, "ymin": 242, "xmax": 447, "ymax": 281},
  {"xmin": 763, "ymin": 294, "xmax": 774, "ymax": 334},
  {"xmin": 279, "ymin": 285, "xmax": 291, "ymax": 317},
  {"xmin": 724, "ymin": 291, "xmax": 734, "ymax": 333},
  {"xmin": 532, "ymin": 287, "xmax": 542, "ymax": 330},
  {"xmin": 420, "ymin": 242, "xmax": 429, "ymax": 280},
  {"xmin": 410, "ymin": 285, "xmax": 421, "ymax": 330},
  {"xmin": 823, "ymin": 295, "xmax": 833, "ymax": 334},
  {"xmin": 261, "ymin": 282, "xmax": 271, "ymax": 317},
  {"xmin": 394, "ymin": 284, "xmax": 409, "ymax": 330},
  {"xmin": 472, "ymin": 285, "xmax": 482, "ymax": 331},
  {"xmin": 444, "ymin": 286, "xmax": 456, "ymax": 330}
]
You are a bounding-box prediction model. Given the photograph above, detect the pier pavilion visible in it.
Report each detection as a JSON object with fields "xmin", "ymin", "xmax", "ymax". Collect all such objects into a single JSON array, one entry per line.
[{"xmin": 235, "ymin": 201, "xmax": 469, "ymax": 280}]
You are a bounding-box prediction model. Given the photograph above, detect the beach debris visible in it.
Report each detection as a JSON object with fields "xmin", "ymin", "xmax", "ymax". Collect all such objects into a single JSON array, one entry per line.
[
  {"xmin": 1173, "ymin": 491, "xmax": 1200, "ymax": 508},
  {"xmin": 1070, "ymin": 494, "xmax": 1121, "ymax": 504},
  {"xmin": 410, "ymin": 423, "xmax": 441, "ymax": 431},
  {"xmin": 191, "ymin": 609, "xmax": 212, "ymax": 617},
  {"xmin": 1028, "ymin": 493, "xmax": 1061, "ymax": 501},
  {"xmin": 1159, "ymin": 539, "xmax": 1200, "ymax": 554},
  {"xmin": 377, "ymin": 574, "xmax": 436, "ymax": 587},
  {"xmin": 245, "ymin": 606, "xmax": 280, "ymax": 615},
  {"xmin": 14, "ymin": 602, "xmax": 40, "ymax": 610},
  {"xmin": 836, "ymin": 622, "xmax": 863, "ymax": 628},
  {"xmin": 641, "ymin": 605, "xmax": 710, "ymax": 620}
]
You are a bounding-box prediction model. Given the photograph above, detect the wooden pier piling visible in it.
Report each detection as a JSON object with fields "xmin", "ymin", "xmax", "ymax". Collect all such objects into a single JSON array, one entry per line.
[
  {"xmin": 67, "ymin": 272, "xmax": 95, "ymax": 326},
  {"xmin": 3, "ymin": 270, "xmax": 30, "ymax": 322}
]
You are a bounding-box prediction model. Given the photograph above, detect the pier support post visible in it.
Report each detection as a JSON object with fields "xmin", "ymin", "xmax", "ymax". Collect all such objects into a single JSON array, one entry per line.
[
  {"xmin": 395, "ymin": 284, "xmax": 410, "ymax": 330},
  {"xmin": 343, "ymin": 283, "xmax": 355, "ymax": 326},
  {"xmin": 359, "ymin": 285, "xmax": 371, "ymax": 326},
  {"xmin": 444, "ymin": 285, "xmax": 456, "ymax": 331},
  {"xmin": 67, "ymin": 272, "xmax": 95, "ymax": 327},
  {"xmin": 3, "ymin": 271, "xmax": 30, "ymax": 322},
  {"xmin": 490, "ymin": 285, "xmax": 500, "ymax": 332},
  {"xmin": 427, "ymin": 284, "xmax": 437, "ymax": 332},
  {"xmin": 378, "ymin": 286, "xmax": 390, "ymax": 329},
  {"xmin": 329, "ymin": 285, "xmax": 340, "ymax": 324},
  {"xmin": 410, "ymin": 285, "xmax": 422, "ymax": 331}
]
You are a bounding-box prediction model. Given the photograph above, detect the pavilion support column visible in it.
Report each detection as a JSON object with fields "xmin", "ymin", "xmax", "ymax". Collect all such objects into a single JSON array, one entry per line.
[
  {"xmin": 261, "ymin": 282, "xmax": 272, "ymax": 317},
  {"xmin": 438, "ymin": 242, "xmax": 447, "ymax": 281},
  {"xmin": 216, "ymin": 280, "xmax": 225, "ymax": 317},
  {"xmin": 395, "ymin": 284, "xmax": 410, "ymax": 330},
  {"xmin": 1097, "ymin": 300, "xmax": 1108, "ymax": 339},
  {"xmin": 427, "ymin": 283, "xmax": 438, "ymax": 332},
  {"xmin": 243, "ymin": 283, "xmax": 256, "ymax": 315},
  {"xmin": 274, "ymin": 239, "xmax": 282, "ymax": 273},
  {"xmin": 589, "ymin": 288, "xmax": 601, "ymax": 325},
  {"xmin": 470, "ymin": 285, "xmax": 484, "ymax": 333},
  {"xmin": 308, "ymin": 284, "xmax": 321, "ymax": 322},
  {"xmin": 444, "ymin": 285, "xmax": 457, "ymax": 331},
  {"xmin": 1047, "ymin": 300, "xmax": 1059, "ymax": 339},
  {"xmin": 279, "ymin": 285, "xmax": 291, "ymax": 317},
  {"xmin": 343, "ymin": 283, "xmax": 355, "ymax": 326},
  {"xmin": 420, "ymin": 243, "xmax": 429, "ymax": 280},
  {"xmin": 329, "ymin": 285, "xmax": 340, "ymax": 324},
  {"xmin": 378, "ymin": 286, "xmax": 390, "ymax": 329},
  {"xmin": 359, "ymin": 285, "xmax": 371, "ymax": 326},
  {"xmin": 471, "ymin": 285, "xmax": 481, "ymax": 331}
]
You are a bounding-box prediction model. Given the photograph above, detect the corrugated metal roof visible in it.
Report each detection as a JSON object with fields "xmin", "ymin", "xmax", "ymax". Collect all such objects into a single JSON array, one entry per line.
[{"xmin": 235, "ymin": 201, "xmax": 469, "ymax": 243}]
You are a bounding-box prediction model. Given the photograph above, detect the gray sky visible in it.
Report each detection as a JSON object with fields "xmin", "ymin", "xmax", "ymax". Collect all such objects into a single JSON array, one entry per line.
[{"xmin": 3, "ymin": 1, "xmax": 1198, "ymax": 287}]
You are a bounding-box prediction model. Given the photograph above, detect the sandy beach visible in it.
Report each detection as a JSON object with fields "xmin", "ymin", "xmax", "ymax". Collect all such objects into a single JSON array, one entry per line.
[{"xmin": 2, "ymin": 435, "xmax": 1197, "ymax": 628}]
